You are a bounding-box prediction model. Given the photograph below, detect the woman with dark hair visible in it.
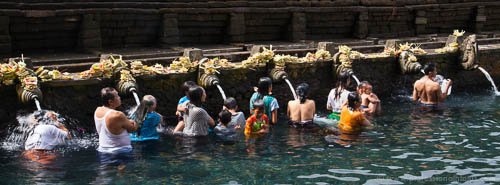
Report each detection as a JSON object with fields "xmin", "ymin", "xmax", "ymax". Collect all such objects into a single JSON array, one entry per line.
[
  {"xmin": 249, "ymin": 77, "xmax": 279, "ymax": 124},
  {"xmin": 182, "ymin": 86, "xmax": 215, "ymax": 136},
  {"xmin": 327, "ymin": 70, "xmax": 351, "ymax": 120},
  {"xmin": 287, "ymin": 83, "xmax": 316, "ymax": 127},
  {"xmin": 337, "ymin": 92, "xmax": 373, "ymax": 134}
]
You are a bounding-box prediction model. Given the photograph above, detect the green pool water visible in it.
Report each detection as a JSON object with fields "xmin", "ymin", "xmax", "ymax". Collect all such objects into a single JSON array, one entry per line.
[{"xmin": 2, "ymin": 92, "xmax": 500, "ymax": 184}]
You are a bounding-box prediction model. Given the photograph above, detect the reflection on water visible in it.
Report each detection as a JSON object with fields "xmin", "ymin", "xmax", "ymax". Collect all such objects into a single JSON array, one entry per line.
[{"xmin": 0, "ymin": 92, "xmax": 500, "ymax": 184}]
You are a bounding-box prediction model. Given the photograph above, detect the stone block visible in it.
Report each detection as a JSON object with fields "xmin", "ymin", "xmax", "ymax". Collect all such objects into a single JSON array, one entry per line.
[
  {"xmin": 417, "ymin": 10, "xmax": 426, "ymax": 17},
  {"xmin": 476, "ymin": 16, "xmax": 487, "ymax": 22},
  {"xmin": 183, "ymin": 48, "xmax": 203, "ymax": 62},
  {"xmin": 415, "ymin": 17, "xmax": 428, "ymax": 25},
  {"xmin": 25, "ymin": 10, "xmax": 56, "ymax": 18},
  {"xmin": 250, "ymin": 45, "xmax": 266, "ymax": 55},
  {"xmin": 317, "ymin": 42, "xmax": 336, "ymax": 54},
  {"xmin": 385, "ymin": 39, "xmax": 403, "ymax": 49}
]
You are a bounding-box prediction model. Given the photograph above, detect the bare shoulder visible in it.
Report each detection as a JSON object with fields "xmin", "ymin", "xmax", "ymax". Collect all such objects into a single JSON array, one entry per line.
[{"xmin": 108, "ymin": 110, "xmax": 126, "ymax": 120}]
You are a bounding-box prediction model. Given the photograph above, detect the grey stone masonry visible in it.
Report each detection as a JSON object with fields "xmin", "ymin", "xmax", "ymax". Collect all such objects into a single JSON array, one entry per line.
[
  {"xmin": 0, "ymin": 16, "xmax": 11, "ymax": 57},
  {"xmin": 78, "ymin": 14, "xmax": 102, "ymax": 51},
  {"xmin": 290, "ymin": 12, "xmax": 306, "ymax": 42},
  {"xmin": 475, "ymin": 5, "xmax": 486, "ymax": 33},
  {"xmin": 160, "ymin": 14, "xmax": 179, "ymax": 47},
  {"xmin": 354, "ymin": 11, "xmax": 368, "ymax": 39},
  {"xmin": 228, "ymin": 13, "xmax": 245, "ymax": 43}
]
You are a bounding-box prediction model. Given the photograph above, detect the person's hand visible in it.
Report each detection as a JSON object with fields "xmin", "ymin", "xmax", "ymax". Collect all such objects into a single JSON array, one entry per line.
[
  {"xmin": 235, "ymin": 125, "xmax": 241, "ymax": 130},
  {"xmin": 254, "ymin": 87, "xmax": 258, "ymax": 92},
  {"xmin": 446, "ymin": 79, "xmax": 453, "ymax": 87},
  {"xmin": 222, "ymin": 106, "xmax": 228, "ymax": 111},
  {"xmin": 46, "ymin": 112, "xmax": 57, "ymax": 121}
]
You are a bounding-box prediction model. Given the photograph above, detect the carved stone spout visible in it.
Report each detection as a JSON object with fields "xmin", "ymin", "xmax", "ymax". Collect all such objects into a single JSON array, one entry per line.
[
  {"xmin": 398, "ymin": 50, "xmax": 422, "ymax": 74},
  {"xmin": 16, "ymin": 85, "xmax": 42, "ymax": 104},
  {"xmin": 269, "ymin": 68, "xmax": 288, "ymax": 82},
  {"xmin": 458, "ymin": 34, "xmax": 479, "ymax": 70},
  {"xmin": 333, "ymin": 51, "xmax": 353, "ymax": 76},
  {"xmin": 199, "ymin": 73, "xmax": 220, "ymax": 88}
]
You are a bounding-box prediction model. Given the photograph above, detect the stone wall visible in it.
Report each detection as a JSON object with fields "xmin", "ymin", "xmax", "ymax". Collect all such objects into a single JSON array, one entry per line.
[{"xmin": 0, "ymin": 1, "xmax": 499, "ymax": 56}]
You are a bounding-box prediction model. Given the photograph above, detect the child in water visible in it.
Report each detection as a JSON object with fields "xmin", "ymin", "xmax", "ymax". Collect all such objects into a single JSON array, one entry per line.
[
  {"xmin": 131, "ymin": 95, "xmax": 163, "ymax": 139},
  {"xmin": 358, "ymin": 81, "xmax": 382, "ymax": 116},
  {"xmin": 214, "ymin": 110, "xmax": 241, "ymax": 142},
  {"xmin": 222, "ymin": 97, "xmax": 246, "ymax": 130},
  {"xmin": 245, "ymin": 100, "xmax": 270, "ymax": 137}
]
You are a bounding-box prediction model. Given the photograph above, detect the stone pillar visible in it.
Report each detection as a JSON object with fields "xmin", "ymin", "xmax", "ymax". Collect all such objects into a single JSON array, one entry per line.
[
  {"xmin": 354, "ymin": 11, "xmax": 368, "ymax": 39},
  {"xmin": 228, "ymin": 13, "xmax": 245, "ymax": 43},
  {"xmin": 160, "ymin": 14, "xmax": 180, "ymax": 48},
  {"xmin": 317, "ymin": 42, "xmax": 336, "ymax": 54},
  {"xmin": 474, "ymin": 6, "xmax": 486, "ymax": 33},
  {"xmin": 289, "ymin": 12, "xmax": 306, "ymax": 42},
  {"xmin": 0, "ymin": 16, "xmax": 11, "ymax": 57},
  {"xmin": 415, "ymin": 10, "xmax": 427, "ymax": 35},
  {"xmin": 78, "ymin": 14, "xmax": 102, "ymax": 51},
  {"xmin": 183, "ymin": 48, "xmax": 203, "ymax": 62}
]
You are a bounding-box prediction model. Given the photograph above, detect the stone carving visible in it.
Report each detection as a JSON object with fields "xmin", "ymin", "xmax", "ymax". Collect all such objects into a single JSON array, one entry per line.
[
  {"xmin": 398, "ymin": 50, "xmax": 422, "ymax": 74},
  {"xmin": 333, "ymin": 45, "xmax": 358, "ymax": 76},
  {"xmin": 458, "ymin": 34, "xmax": 479, "ymax": 70}
]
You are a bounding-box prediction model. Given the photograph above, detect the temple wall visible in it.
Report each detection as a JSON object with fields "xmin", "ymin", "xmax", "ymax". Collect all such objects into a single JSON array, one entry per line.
[{"xmin": 0, "ymin": 1, "xmax": 499, "ymax": 56}]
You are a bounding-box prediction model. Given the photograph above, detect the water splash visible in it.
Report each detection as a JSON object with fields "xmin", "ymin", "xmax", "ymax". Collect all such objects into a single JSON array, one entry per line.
[
  {"xmin": 132, "ymin": 91, "xmax": 141, "ymax": 105},
  {"xmin": 284, "ymin": 78, "xmax": 298, "ymax": 100},
  {"xmin": 478, "ymin": 67, "xmax": 500, "ymax": 96},
  {"xmin": 351, "ymin": 74, "xmax": 361, "ymax": 86},
  {"xmin": 216, "ymin": 84, "xmax": 227, "ymax": 101},
  {"xmin": 34, "ymin": 98, "xmax": 41, "ymax": 111}
]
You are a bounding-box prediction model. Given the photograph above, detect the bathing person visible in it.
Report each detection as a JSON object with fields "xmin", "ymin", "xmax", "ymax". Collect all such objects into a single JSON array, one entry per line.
[
  {"xmin": 358, "ymin": 81, "xmax": 382, "ymax": 116},
  {"xmin": 182, "ymin": 85, "xmax": 215, "ymax": 136},
  {"xmin": 214, "ymin": 110, "xmax": 240, "ymax": 142},
  {"xmin": 287, "ymin": 83, "xmax": 316, "ymax": 127},
  {"xmin": 413, "ymin": 63, "xmax": 452, "ymax": 105},
  {"xmin": 130, "ymin": 95, "xmax": 162, "ymax": 139},
  {"xmin": 249, "ymin": 77, "xmax": 279, "ymax": 124},
  {"xmin": 94, "ymin": 87, "xmax": 137, "ymax": 164},
  {"xmin": 327, "ymin": 70, "xmax": 351, "ymax": 120},
  {"xmin": 245, "ymin": 100, "xmax": 270, "ymax": 137},
  {"xmin": 174, "ymin": 81, "xmax": 197, "ymax": 133},
  {"xmin": 24, "ymin": 110, "xmax": 71, "ymax": 164},
  {"xmin": 222, "ymin": 97, "xmax": 246, "ymax": 129},
  {"xmin": 338, "ymin": 92, "xmax": 373, "ymax": 134}
]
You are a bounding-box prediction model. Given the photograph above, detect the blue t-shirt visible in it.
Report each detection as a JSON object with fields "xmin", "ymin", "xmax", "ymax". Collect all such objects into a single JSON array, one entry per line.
[
  {"xmin": 178, "ymin": 96, "xmax": 190, "ymax": 105},
  {"xmin": 139, "ymin": 112, "xmax": 162, "ymax": 138}
]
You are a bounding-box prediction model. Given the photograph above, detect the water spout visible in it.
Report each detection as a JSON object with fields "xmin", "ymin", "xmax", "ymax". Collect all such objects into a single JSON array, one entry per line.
[
  {"xmin": 477, "ymin": 67, "xmax": 500, "ymax": 96},
  {"xmin": 132, "ymin": 90, "xmax": 141, "ymax": 105},
  {"xmin": 215, "ymin": 84, "xmax": 227, "ymax": 101},
  {"xmin": 351, "ymin": 74, "xmax": 361, "ymax": 86},
  {"xmin": 284, "ymin": 78, "xmax": 298, "ymax": 100},
  {"xmin": 34, "ymin": 98, "xmax": 42, "ymax": 111}
]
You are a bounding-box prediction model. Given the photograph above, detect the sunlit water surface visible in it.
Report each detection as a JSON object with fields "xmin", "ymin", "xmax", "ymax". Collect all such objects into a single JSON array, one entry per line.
[{"xmin": 1, "ymin": 92, "xmax": 500, "ymax": 184}]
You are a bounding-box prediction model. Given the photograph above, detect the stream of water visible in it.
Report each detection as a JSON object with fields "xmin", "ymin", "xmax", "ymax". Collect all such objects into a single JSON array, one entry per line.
[
  {"xmin": 216, "ymin": 84, "xmax": 227, "ymax": 101},
  {"xmin": 284, "ymin": 78, "xmax": 297, "ymax": 100},
  {"xmin": 478, "ymin": 66, "xmax": 500, "ymax": 96},
  {"xmin": 132, "ymin": 91, "xmax": 141, "ymax": 105},
  {"xmin": 34, "ymin": 98, "xmax": 41, "ymax": 111},
  {"xmin": 351, "ymin": 74, "xmax": 361, "ymax": 86}
]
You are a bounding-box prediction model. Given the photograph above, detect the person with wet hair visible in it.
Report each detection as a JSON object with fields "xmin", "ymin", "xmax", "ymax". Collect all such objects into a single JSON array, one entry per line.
[
  {"xmin": 287, "ymin": 83, "xmax": 316, "ymax": 127},
  {"xmin": 327, "ymin": 70, "xmax": 351, "ymax": 120},
  {"xmin": 24, "ymin": 110, "xmax": 71, "ymax": 164},
  {"xmin": 249, "ymin": 77, "xmax": 279, "ymax": 124},
  {"xmin": 182, "ymin": 85, "xmax": 215, "ymax": 136},
  {"xmin": 222, "ymin": 97, "xmax": 246, "ymax": 130},
  {"xmin": 358, "ymin": 81, "xmax": 382, "ymax": 116},
  {"xmin": 413, "ymin": 63, "xmax": 452, "ymax": 106},
  {"xmin": 245, "ymin": 99, "xmax": 270, "ymax": 137},
  {"xmin": 214, "ymin": 110, "xmax": 240, "ymax": 142},
  {"xmin": 94, "ymin": 87, "xmax": 137, "ymax": 164},
  {"xmin": 130, "ymin": 95, "xmax": 163, "ymax": 140},
  {"xmin": 174, "ymin": 81, "xmax": 197, "ymax": 133},
  {"xmin": 338, "ymin": 92, "xmax": 373, "ymax": 134}
]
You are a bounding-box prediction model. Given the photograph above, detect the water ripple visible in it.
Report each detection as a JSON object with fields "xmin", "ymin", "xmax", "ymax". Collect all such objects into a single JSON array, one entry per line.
[
  {"xmin": 297, "ymin": 174, "xmax": 360, "ymax": 181},
  {"xmin": 328, "ymin": 169, "xmax": 386, "ymax": 176}
]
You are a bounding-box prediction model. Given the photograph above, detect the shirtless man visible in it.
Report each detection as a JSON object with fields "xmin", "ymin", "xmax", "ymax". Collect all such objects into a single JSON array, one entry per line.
[
  {"xmin": 287, "ymin": 83, "xmax": 316, "ymax": 127},
  {"xmin": 95, "ymin": 87, "xmax": 137, "ymax": 157},
  {"xmin": 413, "ymin": 63, "xmax": 452, "ymax": 105}
]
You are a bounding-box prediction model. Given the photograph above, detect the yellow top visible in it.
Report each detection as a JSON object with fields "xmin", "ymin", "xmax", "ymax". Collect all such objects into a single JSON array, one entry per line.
[{"xmin": 338, "ymin": 106, "xmax": 366, "ymax": 133}]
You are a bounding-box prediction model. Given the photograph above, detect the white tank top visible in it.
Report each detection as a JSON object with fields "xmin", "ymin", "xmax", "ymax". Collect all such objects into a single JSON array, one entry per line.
[{"xmin": 94, "ymin": 109, "xmax": 132, "ymax": 153}]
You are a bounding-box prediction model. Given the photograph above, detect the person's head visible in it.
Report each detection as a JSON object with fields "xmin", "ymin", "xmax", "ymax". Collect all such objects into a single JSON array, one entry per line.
[
  {"xmin": 224, "ymin": 97, "xmax": 238, "ymax": 111},
  {"xmin": 358, "ymin": 81, "xmax": 372, "ymax": 94},
  {"xmin": 252, "ymin": 99, "xmax": 265, "ymax": 118},
  {"xmin": 32, "ymin": 110, "xmax": 58, "ymax": 125},
  {"xmin": 257, "ymin": 77, "xmax": 273, "ymax": 96},
  {"xmin": 142, "ymin": 95, "xmax": 157, "ymax": 112},
  {"xmin": 296, "ymin": 83, "xmax": 309, "ymax": 104},
  {"xmin": 182, "ymin": 81, "xmax": 197, "ymax": 96},
  {"xmin": 347, "ymin": 92, "xmax": 361, "ymax": 110},
  {"xmin": 100, "ymin": 87, "xmax": 120, "ymax": 108},
  {"xmin": 218, "ymin": 110, "xmax": 232, "ymax": 126},
  {"xmin": 133, "ymin": 95, "xmax": 157, "ymax": 125},
  {"xmin": 188, "ymin": 85, "xmax": 206, "ymax": 106},
  {"xmin": 423, "ymin": 63, "xmax": 437, "ymax": 78},
  {"xmin": 336, "ymin": 70, "xmax": 351, "ymax": 89}
]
